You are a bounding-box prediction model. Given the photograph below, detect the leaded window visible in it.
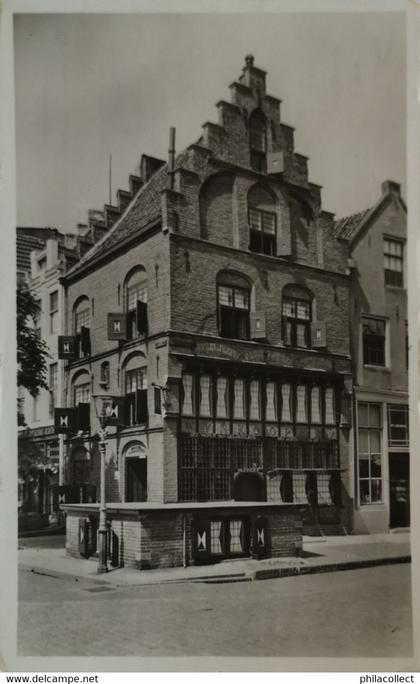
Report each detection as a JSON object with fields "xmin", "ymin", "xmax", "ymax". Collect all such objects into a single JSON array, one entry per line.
[
  {"xmin": 218, "ymin": 284, "xmax": 250, "ymax": 340},
  {"xmin": 282, "ymin": 293, "xmax": 312, "ymax": 348}
]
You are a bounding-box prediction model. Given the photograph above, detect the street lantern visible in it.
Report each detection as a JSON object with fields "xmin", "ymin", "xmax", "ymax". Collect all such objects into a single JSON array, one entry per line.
[{"xmin": 92, "ymin": 392, "xmax": 124, "ymax": 574}]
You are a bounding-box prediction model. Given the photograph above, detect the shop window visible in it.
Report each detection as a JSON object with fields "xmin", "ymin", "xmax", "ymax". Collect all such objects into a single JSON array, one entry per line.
[
  {"xmin": 265, "ymin": 382, "xmax": 277, "ymax": 422},
  {"xmin": 387, "ymin": 404, "xmax": 409, "ymax": 447},
  {"xmin": 358, "ymin": 402, "xmax": 382, "ymax": 505},
  {"xmin": 281, "ymin": 383, "xmax": 292, "ymax": 423},
  {"xmin": 311, "ymin": 386, "xmax": 321, "ymax": 424},
  {"xmin": 199, "ymin": 375, "xmax": 212, "ymax": 417},
  {"xmin": 362, "ymin": 316, "xmax": 386, "ymax": 366},
  {"xmin": 249, "ymin": 380, "xmax": 261, "ymax": 420},
  {"xmin": 384, "ymin": 237, "xmax": 404, "ymax": 287},
  {"xmin": 182, "ymin": 373, "xmax": 195, "ymax": 416},
  {"xmin": 233, "ymin": 378, "xmax": 246, "ymax": 419},
  {"xmin": 325, "ymin": 388, "xmax": 336, "ymax": 425},
  {"xmin": 282, "ymin": 286, "xmax": 312, "ymax": 348},
  {"xmin": 296, "ymin": 385, "xmax": 308, "ymax": 423},
  {"xmin": 216, "ymin": 377, "xmax": 229, "ymax": 419},
  {"xmin": 124, "ymin": 268, "xmax": 148, "ymax": 340}
]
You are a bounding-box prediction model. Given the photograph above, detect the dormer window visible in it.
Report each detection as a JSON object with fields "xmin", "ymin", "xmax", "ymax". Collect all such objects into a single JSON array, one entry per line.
[{"xmin": 249, "ymin": 110, "xmax": 267, "ymax": 173}]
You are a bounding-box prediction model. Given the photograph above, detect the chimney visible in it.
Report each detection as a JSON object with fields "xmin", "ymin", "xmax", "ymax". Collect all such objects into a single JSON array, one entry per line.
[
  {"xmin": 168, "ymin": 127, "xmax": 176, "ymax": 189},
  {"xmin": 381, "ymin": 180, "xmax": 401, "ymax": 196}
]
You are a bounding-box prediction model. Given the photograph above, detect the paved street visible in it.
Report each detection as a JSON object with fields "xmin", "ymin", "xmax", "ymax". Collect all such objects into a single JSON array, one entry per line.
[{"xmin": 18, "ymin": 563, "xmax": 412, "ymax": 658}]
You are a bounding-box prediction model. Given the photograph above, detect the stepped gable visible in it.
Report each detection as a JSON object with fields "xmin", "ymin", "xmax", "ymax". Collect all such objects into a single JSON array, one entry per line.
[
  {"xmin": 334, "ymin": 208, "xmax": 372, "ymax": 240},
  {"xmin": 64, "ymin": 156, "xmax": 184, "ymax": 276}
]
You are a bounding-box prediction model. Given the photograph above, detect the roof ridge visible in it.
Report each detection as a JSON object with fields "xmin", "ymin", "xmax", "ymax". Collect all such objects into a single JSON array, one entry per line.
[{"xmin": 64, "ymin": 161, "xmax": 170, "ymax": 277}]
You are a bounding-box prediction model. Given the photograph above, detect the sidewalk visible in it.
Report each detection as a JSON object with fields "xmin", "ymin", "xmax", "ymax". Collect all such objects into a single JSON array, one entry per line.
[{"xmin": 18, "ymin": 531, "xmax": 411, "ymax": 587}]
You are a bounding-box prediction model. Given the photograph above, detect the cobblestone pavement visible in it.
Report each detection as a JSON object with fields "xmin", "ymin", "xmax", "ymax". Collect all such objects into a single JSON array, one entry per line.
[{"xmin": 18, "ymin": 564, "xmax": 412, "ymax": 658}]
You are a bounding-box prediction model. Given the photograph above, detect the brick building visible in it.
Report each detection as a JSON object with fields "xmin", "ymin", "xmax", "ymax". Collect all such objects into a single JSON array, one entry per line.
[
  {"xmin": 61, "ymin": 56, "xmax": 354, "ymax": 568},
  {"xmin": 335, "ymin": 181, "xmax": 409, "ymax": 533},
  {"xmin": 17, "ymin": 217, "xmax": 114, "ymax": 530}
]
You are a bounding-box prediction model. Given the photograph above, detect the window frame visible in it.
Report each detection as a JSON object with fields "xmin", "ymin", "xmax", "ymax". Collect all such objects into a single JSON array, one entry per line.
[
  {"xmin": 387, "ymin": 404, "xmax": 409, "ymax": 448},
  {"xmin": 49, "ymin": 290, "xmax": 59, "ymax": 335},
  {"xmin": 282, "ymin": 295, "xmax": 312, "ymax": 349},
  {"xmin": 217, "ymin": 283, "xmax": 251, "ymax": 341},
  {"xmin": 248, "ymin": 207, "xmax": 277, "ymax": 256},
  {"xmin": 124, "ymin": 367, "xmax": 148, "ymax": 426},
  {"xmin": 384, "ymin": 237, "xmax": 404, "ymax": 288},
  {"xmin": 124, "ymin": 270, "xmax": 148, "ymax": 340},
  {"xmin": 362, "ymin": 315, "xmax": 387, "ymax": 367},
  {"xmin": 357, "ymin": 402, "xmax": 383, "ymax": 506}
]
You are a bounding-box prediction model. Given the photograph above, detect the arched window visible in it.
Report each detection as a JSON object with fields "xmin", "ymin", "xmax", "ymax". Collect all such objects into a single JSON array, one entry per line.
[
  {"xmin": 123, "ymin": 354, "xmax": 148, "ymax": 426},
  {"xmin": 73, "ymin": 297, "xmax": 91, "ymax": 358},
  {"xmin": 282, "ymin": 285, "xmax": 313, "ymax": 348},
  {"xmin": 249, "ymin": 110, "xmax": 267, "ymax": 173},
  {"xmin": 248, "ymin": 185, "xmax": 277, "ymax": 256},
  {"xmin": 124, "ymin": 268, "xmax": 148, "ymax": 340},
  {"xmin": 217, "ymin": 271, "xmax": 251, "ymax": 340}
]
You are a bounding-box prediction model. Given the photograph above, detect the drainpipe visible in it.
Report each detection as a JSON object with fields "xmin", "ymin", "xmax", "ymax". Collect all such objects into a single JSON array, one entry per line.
[{"xmin": 168, "ymin": 127, "xmax": 176, "ymax": 190}]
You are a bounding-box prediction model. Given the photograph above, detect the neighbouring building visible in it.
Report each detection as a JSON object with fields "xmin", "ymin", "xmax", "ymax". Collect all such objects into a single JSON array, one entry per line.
[
  {"xmin": 16, "ymin": 215, "xmax": 114, "ymax": 531},
  {"xmin": 61, "ymin": 55, "xmax": 355, "ymax": 570},
  {"xmin": 335, "ymin": 180, "xmax": 409, "ymax": 533}
]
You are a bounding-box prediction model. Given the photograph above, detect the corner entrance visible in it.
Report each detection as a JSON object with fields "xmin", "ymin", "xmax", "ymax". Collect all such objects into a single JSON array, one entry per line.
[
  {"xmin": 389, "ymin": 452, "xmax": 410, "ymax": 528},
  {"xmin": 125, "ymin": 457, "xmax": 147, "ymax": 502}
]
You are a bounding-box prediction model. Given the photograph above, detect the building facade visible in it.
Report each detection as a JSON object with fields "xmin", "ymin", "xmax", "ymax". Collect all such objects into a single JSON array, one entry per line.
[
  {"xmin": 17, "ymin": 215, "xmax": 114, "ymax": 530},
  {"xmin": 335, "ymin": 180, "xmax": 408, "ymax": 533},
  {"xmin": 60, "ymin": 56, "xmax": 355, "ymax": 568}
]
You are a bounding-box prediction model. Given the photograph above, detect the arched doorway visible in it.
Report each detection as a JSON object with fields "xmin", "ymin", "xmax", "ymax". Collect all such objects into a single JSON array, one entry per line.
[
  {"xmin": 123, "ymin": 442, "xmax": 147, "ymax": 502},
  {"xmin": 233, "ymin": 473, "xmax": 265, "ymax": 501}
]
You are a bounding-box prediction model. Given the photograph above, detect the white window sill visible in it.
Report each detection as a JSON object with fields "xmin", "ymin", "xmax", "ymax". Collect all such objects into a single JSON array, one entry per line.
[{"xmin": 363, "ymin": 365, "xmax": 390, "ymax": 372}]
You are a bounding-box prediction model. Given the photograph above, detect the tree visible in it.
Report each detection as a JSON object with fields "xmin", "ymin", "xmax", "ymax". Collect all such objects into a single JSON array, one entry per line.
[{"xmin": 17, "ymin": 281, "xmax": 50, "ymax": 424}]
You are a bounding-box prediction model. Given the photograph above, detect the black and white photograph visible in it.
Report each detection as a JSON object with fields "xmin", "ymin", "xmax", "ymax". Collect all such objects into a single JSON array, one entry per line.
[{"xmin": 1, "ymin": 0, "xmax": 419, "ymax": 674}]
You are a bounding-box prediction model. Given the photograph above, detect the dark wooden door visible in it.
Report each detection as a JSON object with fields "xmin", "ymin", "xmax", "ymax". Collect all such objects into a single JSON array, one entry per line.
[
  {"xmin": 389, "ymin": 453, "xmax": 410, "ymax": 528},
  {"xmin": 125, "ymin": 458, "xmax": 147, "ymax": 502}
]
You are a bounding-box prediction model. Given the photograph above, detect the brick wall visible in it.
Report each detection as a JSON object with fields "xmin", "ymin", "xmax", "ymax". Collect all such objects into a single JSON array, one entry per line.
[{"xmin": 170, "ymin": 235, "xmax": 350, "ymax": 357}]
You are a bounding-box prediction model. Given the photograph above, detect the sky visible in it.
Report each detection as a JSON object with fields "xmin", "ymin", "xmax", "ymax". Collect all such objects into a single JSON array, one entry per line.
[{"xmin": 14, "ymin": 12, "xmax": 406, "ymax": 234}]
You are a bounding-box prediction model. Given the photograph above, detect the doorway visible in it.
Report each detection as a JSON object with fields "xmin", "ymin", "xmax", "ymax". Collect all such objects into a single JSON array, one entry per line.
[
  {"xmin": 389, "ymin": 453, "xmax": 410, "ymax": 528},
  {"xmin": 125, "ymin": 457, "xmax": 147, "ymax": 502}
]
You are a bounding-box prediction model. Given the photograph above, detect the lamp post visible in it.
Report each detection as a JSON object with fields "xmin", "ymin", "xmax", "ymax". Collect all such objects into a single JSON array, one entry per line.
[{"xmin": 92, "ymin": 393, "xmax": 122, "ymax": 575}]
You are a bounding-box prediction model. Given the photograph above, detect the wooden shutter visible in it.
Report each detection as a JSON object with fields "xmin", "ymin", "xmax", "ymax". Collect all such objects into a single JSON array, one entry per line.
[
  {"xmin": 107, "ymin": 313, "xmax": 127, "ymax": 340},
  {"xmin": 329, "ymin": 472, "xmax": 342, "ymax": 507},
  {"xmin": 80, "ymin": 326, "xmax": 91, "ymax": 355},
  {"xmin": 305, "ymin": 471, "xmax": 318, "ymax": 506},
  {"xmin": 311, "ymin": 321, "xmax": 327, "ymax": 348},
  {"xmin": 253, "ymin": 517, "xmax": 268, "ymax": 558},
  {"xmin": 76, "ymin": 403, "xmax": 90, "ymax": 432},
  {"xmin": 154, "ymin": 386, "xmax": 162, "ymax": 414},
  {"xmin": 192, "ymin": 519, "xmax": 212, "ymax": 561},
  {"xmin": 136, "ymin": 300, "xmax": 148, "ymax": 335},
  {"xmin": 136, "ymin": 388, "xmax": 148, "ymax": 424},
  {"xmin": 250, "ymin": 312, "xmax": 266, "ymax": 339},
  {"xmin": 280, "ymin": 471, "xmax": 293, "ymax": 502}
]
